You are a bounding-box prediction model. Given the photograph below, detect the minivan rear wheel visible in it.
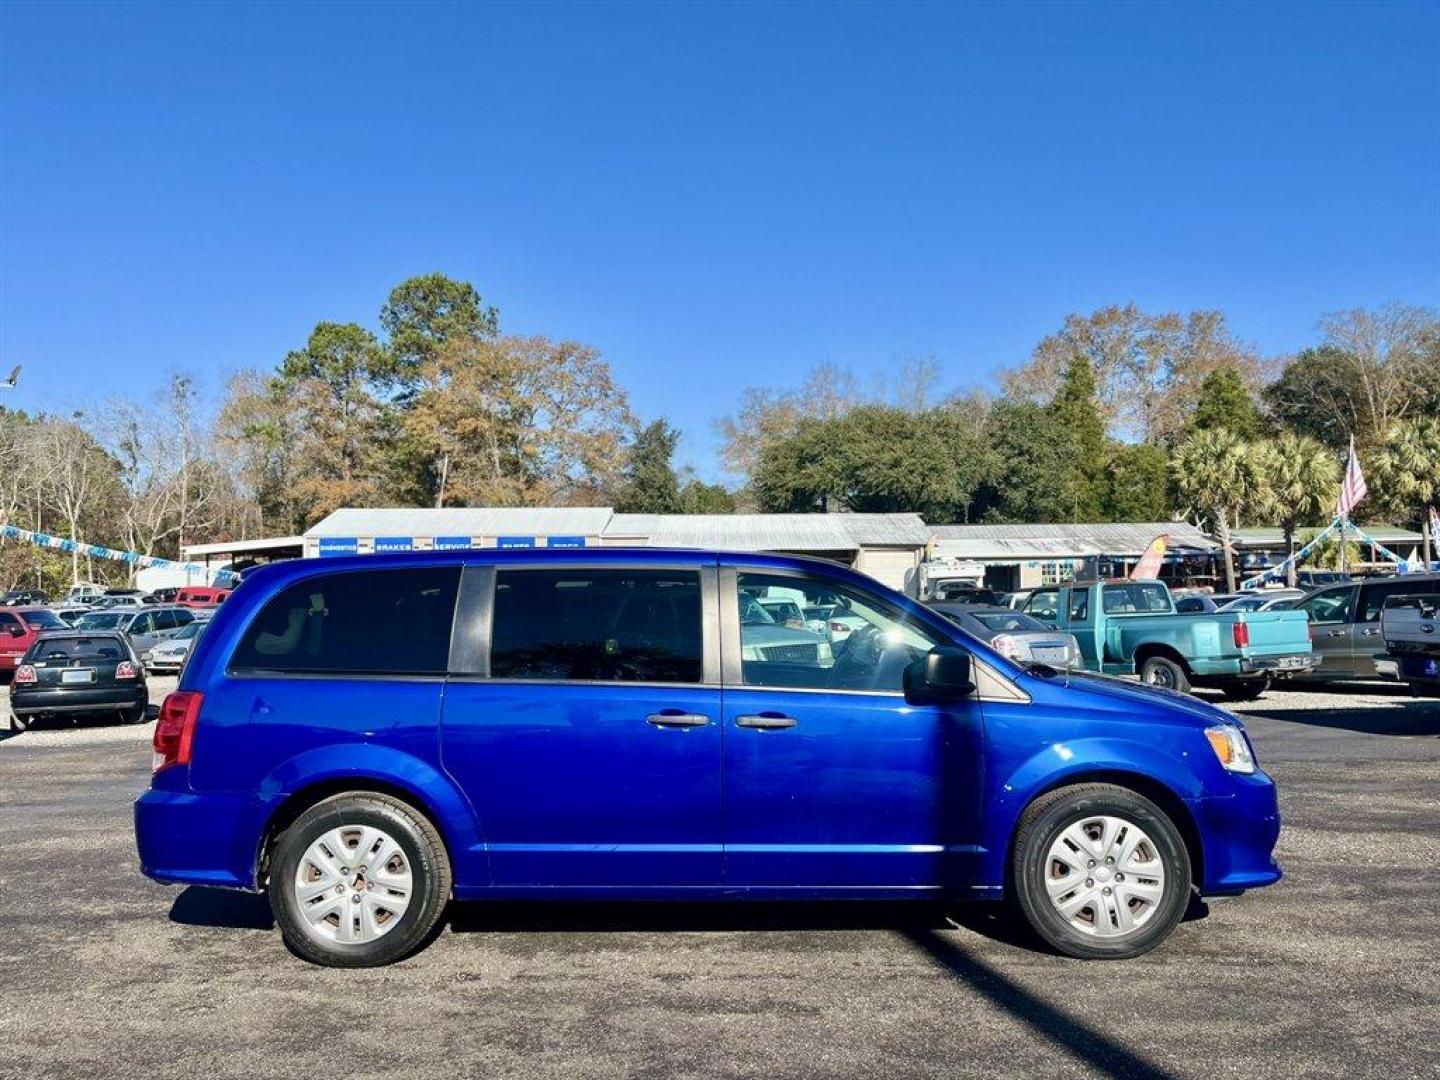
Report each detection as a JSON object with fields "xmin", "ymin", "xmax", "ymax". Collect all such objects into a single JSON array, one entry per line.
[
  {"xmin": 269, "ymin": 792, "xmax": 451, "ymax": 968},
  {"xmin": 1011, "ymin": 783, "xmax": 1191, "ymax": 960}
]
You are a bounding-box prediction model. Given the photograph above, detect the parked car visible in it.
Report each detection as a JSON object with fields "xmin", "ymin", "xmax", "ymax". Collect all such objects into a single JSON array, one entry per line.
[
  {"xmin": 1293, "ymin": 573, "xmax": 1440, "ymax": 681},
  {"xmin": 141, "ymin": 619, "xmax": 207, "ymax": 674},
  {"xmin": 174, "ymin": 586, "xmax": 231, "ymax": 608},
  {"xmin": 0, "ymin": 606, "xmax": 68, "ymax": 675},
  {"xmin": 1020, "ymin": 579, "xmax": 1315, "ymax": 699},
  {"xmin": 136, "ymin": 550, "xmax": 1282, "ymax": 967},
  {"xmin": 92, "ymin": 595, "xmax": 146, "ymax": 609},
  {"xmin": 1219, "ymin": 590, "xmax": 1306, "ymax": 613},
  {"xmin": 999, "ymin": 590, "xmax": 1033, "ymax": 609},
  {"xmin": 65, "ymin": 583, "xmax": 106, "ymax": 604},
  {"xmin": 9, "ymin": 630, "xmax": 148, "ymax": 732},
  {"xmin": 50, "ymin": 606, "xmax": 92, "ymax": 626},
  {"xmin": 1295, "ymin": 570, "xmax": 1352, "ymax": 589},
  {"xmin": 1377, "ymin": 593, "xmax": 1440, "ymax": 696},
  {"xmin": 926, "ymin": 602, "xmax": 1082, "ymax": 667},
  {"xmin": 148, "ymin": 587, "xmax": 180, "ymax": 604},
  {"xmin": 1, "ymin": 589, "xmax": 50, "ymax": 606},
  {"xmin": 74, "ymin": 606, "xmax": 196, "ymax": 652},
  {"xmin": 932, "ymin": 585, "xmax": 1002, "ymax": 605}
]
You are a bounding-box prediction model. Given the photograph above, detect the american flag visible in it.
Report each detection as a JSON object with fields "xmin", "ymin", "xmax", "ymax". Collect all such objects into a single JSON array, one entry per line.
[{"xmin": 1336, "ymin": 437, "xmax": 1368, "ymax": 519}]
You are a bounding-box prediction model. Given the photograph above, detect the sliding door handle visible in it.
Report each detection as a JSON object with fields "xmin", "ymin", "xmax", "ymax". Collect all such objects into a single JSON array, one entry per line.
[
  {"xmin": 736, "ymin": 713, "xmax": 797, "ymax": 730},
  {"xmin": 646, "ymin": 712, "xmax": 711, "ymax": 728}
]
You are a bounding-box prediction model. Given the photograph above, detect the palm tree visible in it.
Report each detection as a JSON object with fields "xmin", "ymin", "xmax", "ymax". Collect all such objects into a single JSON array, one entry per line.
[
  {"xmin": 1374, "ymin": 417, "xmax": 1440, "ymax": 566},
  {"xmin": 1171, "ymin": 428, "xmax": 1273, "ymax": 592},
  {"xmin": 1268, "ymin": 432, "xmax": 1341, "ymax": 586}
]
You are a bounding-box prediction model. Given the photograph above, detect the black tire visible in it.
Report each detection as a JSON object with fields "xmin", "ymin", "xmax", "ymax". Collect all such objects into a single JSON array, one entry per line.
[
  {"xmin": 268, "ymin": 792, "xmax": 452, "ymax": 968},
  {"xmin": 1216, "ymin": 677, "xmax": 1269, "ymax": 702},
  {"xmin": 1139, "ymin": 655, "xmax": 1190, "ymax": 693},
  {"xmin": 121, "ymin": 702, "xmax": 148, "ymax": 725},
  {"xmin": 1010, "ymin": 783, "xmax": 1192, "ymax": 960},
  {"xmin": 9, "ymin": 712, "xmax": 28, "ymax": 733}
]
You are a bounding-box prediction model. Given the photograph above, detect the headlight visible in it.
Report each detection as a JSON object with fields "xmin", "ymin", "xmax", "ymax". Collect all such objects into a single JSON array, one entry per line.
[
  {"xmin": 1205, "ymin": 724, "xmax": 1256, "ymax": 774},
  {"xmin": 817, "ymin": 641, "xmax": 833, "ymax": 662},
  {"xmin": 741, "ymin": 644, "xmax": 762, "ymax": 661}
]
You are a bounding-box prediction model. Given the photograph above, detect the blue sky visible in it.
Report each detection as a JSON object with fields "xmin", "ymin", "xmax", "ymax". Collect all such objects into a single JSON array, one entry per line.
[{"xmin": 2, "ymin": 1, "xmax": 1436, "ymax": 479}]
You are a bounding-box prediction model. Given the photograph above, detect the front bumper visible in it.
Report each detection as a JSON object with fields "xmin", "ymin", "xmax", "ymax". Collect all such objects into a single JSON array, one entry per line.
[
  {"xmin": 11, "ymin": 684, "xmax": 147, "ymax": 714},
  {"xmin": 1195, "ymin": 772, "xmax": 1283, "ymax": 895}
]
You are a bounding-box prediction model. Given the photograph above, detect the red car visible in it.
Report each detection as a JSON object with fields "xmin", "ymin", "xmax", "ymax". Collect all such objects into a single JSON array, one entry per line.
[
  {"xmin": 0, "ymin": 606, "xmax": 67, "ymax": 673},
  {"xmin": 174, "ymin": 586, "xmax": 231, "ymax": 609}
]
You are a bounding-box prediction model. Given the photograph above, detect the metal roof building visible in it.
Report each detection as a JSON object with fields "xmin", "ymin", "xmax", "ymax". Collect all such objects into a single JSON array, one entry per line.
[
  {"xmin": 930, "ymin": 522, "xmax": 1216, "ymax": 561},
  {"xmin": 299, "ymin": 508, "xmax": 933, "ymax": 593},
  {"xmin": 928, "ymin": 522, "xmax": 1219, "ymax": 591}
]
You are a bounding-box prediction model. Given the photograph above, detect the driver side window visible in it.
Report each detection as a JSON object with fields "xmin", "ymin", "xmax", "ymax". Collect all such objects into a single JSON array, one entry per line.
[{"xmin": 735, "ymin": 572, "xmax": 942, "ymax": 693}]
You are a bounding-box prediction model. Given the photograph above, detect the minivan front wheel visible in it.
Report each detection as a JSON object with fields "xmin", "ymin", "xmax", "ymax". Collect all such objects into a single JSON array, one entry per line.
[
  {"xmin": 269, "ymin": 793, "xmax": 452, "ymax": 967},
  {"xmin": 1011, "ymin": 784, "xmax": 1191, "ymax": 960}
]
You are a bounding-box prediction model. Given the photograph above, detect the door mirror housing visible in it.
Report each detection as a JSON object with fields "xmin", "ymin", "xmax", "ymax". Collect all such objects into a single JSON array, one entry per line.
[
  {"xmin": 904, "ymin": 646, "xmax": 974, "ymax": 703},
  {"xmin": 8, "ymin": 623, "xmax": 25, "ymax": 637}
]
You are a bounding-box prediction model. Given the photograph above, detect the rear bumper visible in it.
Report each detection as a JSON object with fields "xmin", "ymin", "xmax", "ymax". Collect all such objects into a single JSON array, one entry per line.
[
  {"xmin": 1195, "ymin": 773, "xmax": 1283, "ymax": 895},
  {"xmin": 12, "ymin": 684, "xmax": 147, "ymax": 714},
  {"xmin": 1188, "ymin": 653, "xmax": 1315, "ymax": 679},
  {"xmin": 134, "ymin": 786, "xmax": 259, "ymax": 890}
]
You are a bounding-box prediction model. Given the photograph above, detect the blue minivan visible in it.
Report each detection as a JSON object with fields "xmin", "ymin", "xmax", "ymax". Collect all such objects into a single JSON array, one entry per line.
[{"xmin": 134, "ymin": 549, "xmax": 1281, "ymax": 967}]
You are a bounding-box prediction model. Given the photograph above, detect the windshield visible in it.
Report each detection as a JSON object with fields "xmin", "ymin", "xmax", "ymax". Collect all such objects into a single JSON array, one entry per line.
[
  {"xmin": 974, "ymin": 611, "xmax": 1048, "ymax": 633},
  {"xmin": 171, "ymin": 621, "xmax": 203, "ymax": 641},
  {"xmin": 739, "ymin": 593, "xmax": 777, "ymax": 626},
  {"xmin": 76, "ymin": 612, "xmax": 124, "ymax": 630}
]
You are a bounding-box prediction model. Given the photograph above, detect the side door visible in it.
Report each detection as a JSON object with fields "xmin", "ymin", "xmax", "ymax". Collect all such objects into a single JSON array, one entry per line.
[
  {"xmin": 719, "ymin": 566, "xmax": 985, "ymax": 891},
  {"xmin": 440, "ymin": 561, "xmax": 724, "ymax": 888},
  {"xmin": 126, "ymin": 612, "xmax": 160, "ymax": 653},
  {"xmin": 0, "ymin": 610, "xmax": 27, "ymax": 668},
  {"xmin": 1295, "ymin": 585, "xmax": 1359, "ymax": 677},
  {"xmin": 1355, "ymin": 579, "xmax": 1437, "ymax": 676}
]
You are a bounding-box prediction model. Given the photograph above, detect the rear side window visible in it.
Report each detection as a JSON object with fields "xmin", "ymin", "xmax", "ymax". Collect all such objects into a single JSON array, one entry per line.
[
  {"xmin": 1360, "ymin": 579, "xmax": 1435, "ymax": 623},
  {"xmin": 1299, "ymin": 586, "xmax": 1354, "ymax": 625},
  {"xmin": 230, "ymin": 567, "xmax": 460, "ymax": 675},
  {"xmin": 22, "ymin": 610, "xmax": 64, "ymax": 630},
  {"xmin": 490, "ymin": 569, "xmax": 703, "ymax": 683}
]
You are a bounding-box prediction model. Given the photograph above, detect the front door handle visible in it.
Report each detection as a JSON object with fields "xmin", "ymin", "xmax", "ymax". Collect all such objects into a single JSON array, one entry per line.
[
  {"xmin": 736, "ymin": 713, "xmax": 797, "ymax": 730},
  {"xmin": 1360, "ymin": 627, "xmax": 1380, "ymax": 637},
  {"xmin": 1326, "ymin": 629, "xmax": 1348, "ymax": 637},
  {"xmin": 646, "ymin": 712, "xmax": 711, "ymax": 728}
]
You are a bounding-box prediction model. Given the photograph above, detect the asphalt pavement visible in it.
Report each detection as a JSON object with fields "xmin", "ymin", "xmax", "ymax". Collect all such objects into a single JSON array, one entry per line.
[{"xmin": 1, "ymin": 678, "xmax": 1437, "ymax": 1080}]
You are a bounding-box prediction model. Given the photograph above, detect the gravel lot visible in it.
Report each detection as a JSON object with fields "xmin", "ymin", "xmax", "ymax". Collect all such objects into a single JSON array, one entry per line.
[{"xmin": 1, "ymin": 677, "xmax": 1437, "ymax": 1080}]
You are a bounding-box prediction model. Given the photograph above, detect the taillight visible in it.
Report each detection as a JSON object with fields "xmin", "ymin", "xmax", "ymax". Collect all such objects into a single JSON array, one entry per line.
[
  {"xmin": 830, "ymin": 621, "xmax": 849, "ymax": 633},
  {"xmin": 13, "ymin": 664, "xmax": 37, "ymax": 684},
  {"xmin": 1232, "ymin": 622, "xmax": 1250, "ymax": 648},
  {"xmin": 152, "ymin": 691, "xmax": 202, "ymax": 772},
  {"xmin": 115, "ymin": 660, "xmax": 138, "ymax": 679}
]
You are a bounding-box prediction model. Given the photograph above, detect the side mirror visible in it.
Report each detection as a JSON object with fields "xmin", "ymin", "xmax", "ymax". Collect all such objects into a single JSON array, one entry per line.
[
  {"xmin": 904, "ymin": 646, "xmax": 974, "ymax": 703},
  {"xmin": 8, "ymin": 624, "xmax": 25, "ymax": 637}
]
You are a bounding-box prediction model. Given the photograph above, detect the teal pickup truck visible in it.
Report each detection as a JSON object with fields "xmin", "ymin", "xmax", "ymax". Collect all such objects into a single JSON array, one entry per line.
[{"xmin": 1019, "ymin": 579, "xmax": 1317, "ymax": 700}]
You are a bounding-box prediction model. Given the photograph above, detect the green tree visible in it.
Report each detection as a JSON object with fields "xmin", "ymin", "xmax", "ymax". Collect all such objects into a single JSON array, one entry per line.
[
  {"xmin": 1171, "ymin": 428, "xmax": 1273, "ymax": 592},
  {"xmin": 381, "ymin": 272, "xmax": 500, "ymax": 377},
  {"xmin": 972, "ymin": 400, "xmax": 1076, "ymax": 523},
  {"xmin": 1047, "ymin": 356, "xmax": 1107, "ymax": 520},
  {"xmin": 615, "ymin": 420, "xmax": 682, "ymax": 513},
  {"xmin": 1192, "ymin": 365, "xmax": 1261, "ymax": 439},
  {"xmin": 1373, "ymin": 416, "xmax": 1440, "ymax": 566},
  {"xmin": 1261, "ymin": 432, "xmax": 1341, "ymax": 585},
  {"xmin": 678, "ymin": 477, "xmax": 737, "ymax": 514},
  {"xmin": 1104, "ymin": 443, "xmax": 1170, "ymax": 521}
]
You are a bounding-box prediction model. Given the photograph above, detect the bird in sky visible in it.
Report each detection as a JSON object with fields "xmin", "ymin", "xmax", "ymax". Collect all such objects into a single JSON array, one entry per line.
[{"xmin": 1, "ymin": 366, "xmax": 20, "ymax": 389}]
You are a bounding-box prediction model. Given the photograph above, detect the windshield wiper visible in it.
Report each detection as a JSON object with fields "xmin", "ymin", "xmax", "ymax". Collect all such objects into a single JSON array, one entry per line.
[{"xmin": 1019, "ymin": 660, "xmax": 1060, "ymax": 678}]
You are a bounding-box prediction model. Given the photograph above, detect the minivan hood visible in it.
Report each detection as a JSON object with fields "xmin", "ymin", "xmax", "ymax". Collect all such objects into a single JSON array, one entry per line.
[{"xmin": 1029, "ymin": 666, "xmax": 1236, "ymax": 728}]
